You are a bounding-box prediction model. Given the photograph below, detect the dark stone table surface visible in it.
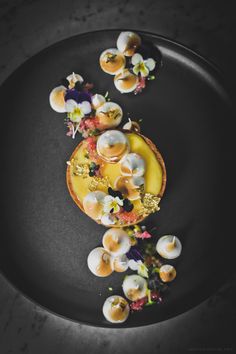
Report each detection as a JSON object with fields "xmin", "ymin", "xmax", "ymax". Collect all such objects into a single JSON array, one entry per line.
[{"xmin": 0, "ymin": 1, "xmax": 235, "ymax": 353}]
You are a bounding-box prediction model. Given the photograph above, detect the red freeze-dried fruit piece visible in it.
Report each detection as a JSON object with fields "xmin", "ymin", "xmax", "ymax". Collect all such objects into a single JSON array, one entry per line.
[
  {"xmin": 117, "ymin": 210, "xmax": 138, "ymax": 223},
  {"xmin": 130, "ymin": 296, "xmax": 148, "ymax": 311}
]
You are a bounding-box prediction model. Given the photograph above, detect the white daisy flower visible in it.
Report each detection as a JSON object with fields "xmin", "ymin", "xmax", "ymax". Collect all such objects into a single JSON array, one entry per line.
[{"xmin": 131, "ymin": 53, "xmax": 156, "ymax": 77}]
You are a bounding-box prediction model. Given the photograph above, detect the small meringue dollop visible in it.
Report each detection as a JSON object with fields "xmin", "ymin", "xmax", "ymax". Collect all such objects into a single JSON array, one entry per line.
[
  {"xmin": 116, "ymin": 31, "xmax": 141, "ymax": 57},
  {"xmin": 122, "ymin": 118, "xmax": 141, "ymax": 132},
  {"xmin": 49, "ymin": 85, "xmax": 67, "ymax": 113},
  {"xmin": 156, "ymin": 235, "xmax": 182, "ymax": 259},
  {"xmin": 96, "ymin": 102, "xmax": 123, "ymax": 129},
  {"xmin": 103, "ymin": 295, "xmax": 130, "ymax": 323},
  {"xmin": 159, "ymin": 264, "xmax": 177, "ymax": 282},
  {"xmin": 100, "ymin": 48, "xmax": 126, "ymax": 75},
  {"xmin": 102, "ymin": 228, "xmax": 131, "ymax": 256},
  {"xmin": 112, "ymin": 254, "xmax": 129, "ymax": 273},
  {"xmin": 114, "ymin": 175, "xmax": 144, "ymax": 201},
  {"xmin": 120, "ymin": 153, "xmax": 145, "ymax": 177},
  {"xmin": 114, "ymin": 69, "xmax": 139, "ymax": 93},
  {"xmin": 91, "ymin": 94, "xmax": 106, "ymax": 109},
  {"xmin": 87, "ymin": 247, "xmax": 113, "ymax": 277},
  {"xmin": 66, "ymin": 72, "xmax": 84, "ymax": 89},
  {"xmin": 83, "ymin": 191, "xmax": 107, "ymax": 221},
  {"xmin": 96, "ymin": 130, "xmax": 130, "ymax": 163},
  {"xmin": 122, "ymin": 274, "xmax": 147, "ymax": 301}
]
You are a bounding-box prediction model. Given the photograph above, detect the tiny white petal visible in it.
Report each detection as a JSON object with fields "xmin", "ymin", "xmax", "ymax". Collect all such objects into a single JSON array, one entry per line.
[
  {"xmin": 65, "ymin": 99, "xmax": 77, "ymax": 113},
  {"xmin": 115, "ymin": 197, "xmax": 124, "ymax": 206},
  {"xmin": 131, "ymin": 53, "xmax": 143, "ymax": 65},
  {"xmin": 145, "ymin": 58, "xmax": 156, "ymax": 71},
  {"xmin": 79, "ymin": 101, "xmax": 91, "ymax": 114}
]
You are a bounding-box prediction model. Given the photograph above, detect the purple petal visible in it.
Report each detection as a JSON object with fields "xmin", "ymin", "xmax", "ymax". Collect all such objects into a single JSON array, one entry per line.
[
  {"xmin": 65, "ymin": 89, "xmax": 79, "ymax": 102},
  {"xmin": 77, "ymin": 91, "xmax": 92, "ymax": 103}
]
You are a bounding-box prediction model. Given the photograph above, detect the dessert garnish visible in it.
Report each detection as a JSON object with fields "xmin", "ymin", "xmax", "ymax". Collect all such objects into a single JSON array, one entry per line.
[
  {"xmin": 66, "ymin": 130, "xmax": 166, "ymax": 227},
  {"xmin": 100, "ymin": 31, "xmax": 160, "ymax": 94},
  {"xmin": 102, "ymin": 295, "xmax": 130, "ymax": 323},
  {"xmin": 49, "ymin": 33, "xmax": 182, "ymax": 324},
  {"xmin": 102, "ymin": 228, "xmax": 131, "ymax": 256},
  {"xmin": 87, "ymin": 247, "xmax": 113, "ymax": 277},
  {"xmin": 156, "ymin": 235, "xmax": 182, "ymax": 259},
  {"xmin": 49, "ymin": 72, "xmax": 124, "ymax": 138}
]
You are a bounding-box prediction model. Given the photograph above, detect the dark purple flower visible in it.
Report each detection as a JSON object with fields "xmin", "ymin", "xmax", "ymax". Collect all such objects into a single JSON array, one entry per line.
[
  {"xmin": 65, "ymin": 89, "xmax": 80, "ymax": 102},
  {"xmin": 65, "ymin": 90, "xmax": 92, "ymax": 103},
  {"xmin": 126, "ymin": 246, "xmax": 144, "ymax": 261},
  {"xmin": 77, "ymin": 91, "xmax": 92, "ymax": 103}
]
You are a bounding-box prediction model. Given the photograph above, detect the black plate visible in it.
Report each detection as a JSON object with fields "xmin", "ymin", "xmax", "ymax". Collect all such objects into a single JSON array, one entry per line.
[{"xmin": 0, "ymin": 30, "xmax": 234, "ymax": 328}]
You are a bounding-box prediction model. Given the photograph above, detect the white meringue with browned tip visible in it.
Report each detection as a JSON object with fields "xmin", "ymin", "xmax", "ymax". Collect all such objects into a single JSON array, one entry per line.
[
  {"xmin": 49, "ymin": 85, "xmax": 67, "ymax": 113},
  {"xmin": 87, "ymin": 247, "xmax": 113, "ymax": 277},
  {"xmin": 96, "ymin": 102, "xmax": 123, "ymax": 129},
  {"xmin": 120, "ymin": 153, "xmax": 145, "ymax": 177},
  {"xmin": 96, "ymin": 130, "xmax": 129, "ymax": 163},
  {"xmin": 91, "ymin": 94, "xmax": 106, "ymax": 109},
  {"xmin": 159, "ymin": 264, "xmax": 177, "ymax": 282},
  {"xmin": 156, "ymin": 235, "xmax": 182, "ymax": 259},
  {"xmin": 112, "ymin": 254, "xmax": 129, "ymax": 273},
  {"xmin": 83, "ymin": 191, "xmax": 106, "ymax": 221},
  {"xmin": 102, "ymin": 228, "xmax": 131, "ymax": 256},
  {"xmin": 114, "ymin": 175, "xmax": 144, "ymax": 201},
  {"xmin": 114, "ymin": 69, "xmax": 139, "ymax": 93},
  {"xmin": 103, "ymin": 295, "xmax": 130, "ymax": 323},
  {"xmin": 117, "ymin": 31, "xmax": 141, "ymax": 57},
  {"xmin": 100, "ymin": 48, "xmax": 126, "ymax": 75},
  {"xmin": 122, "ymin": 274, "xmax": 147, "ymax": 301},
  {"xmin": 66, "ymin": 72, "xmax": 84, "ymax": 89}
]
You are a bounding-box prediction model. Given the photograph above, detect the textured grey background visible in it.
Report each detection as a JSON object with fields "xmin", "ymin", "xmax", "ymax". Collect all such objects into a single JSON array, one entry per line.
[{"xmin": 0, "ymin": 0, "xmax": 235, "ymax": 353}]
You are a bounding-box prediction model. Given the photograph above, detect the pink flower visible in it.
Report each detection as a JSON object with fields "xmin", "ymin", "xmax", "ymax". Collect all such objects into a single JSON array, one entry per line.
[
  {"xmin": 135, "ymin": 230, "xmax": 152, "ymax": 239},
  {"xmin": 134, "ymin": 76, "xmax": 146, "ymax": 94}
]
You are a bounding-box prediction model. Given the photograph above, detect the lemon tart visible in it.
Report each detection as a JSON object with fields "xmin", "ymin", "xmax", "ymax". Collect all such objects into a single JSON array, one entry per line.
[{"xmin": 66, "ymin": 129, "xmax": 166, "ymax": 227}]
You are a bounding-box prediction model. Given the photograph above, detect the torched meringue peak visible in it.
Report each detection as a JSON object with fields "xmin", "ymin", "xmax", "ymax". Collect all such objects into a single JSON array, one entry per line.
[
  {"xmin": 122, "ymin": 118, "xmax": 141, "ymax": 133},
  {"xmin": 116, "ymin": 31, "xmax": 141, "ymax": 57},
  {"xmin": 100, "ymin": 48, "xmax": 126, "ymax": 75},
  {"xmin": 91, "ymin": 94, "xmax": 106, "ymax": 109},
  {"xmin": 120, "ymin": 153, "xmax": 145, "ymax": 177},
  {"xmin": 83, "ymin": 191, "xmax": 106, "ymax": 221},
  {"xmin": 96, "ymin": 102, "xmax": 123, "ymax": 129},
  {"xmin": 159, "ymin": 264, "xmax": 177, "ymax": 282},
  {"xmin": 66, "ymin": 72, "xmax": 84, "ymax": 89},
  {"xmin": 112, "ymin": 254, "xmax": 129, "ymax": 273},
  {"xmin": 114, "ymin": 175, "xmax": 144, "ymax": 201},
  {"xmin": 102, "ymin": 295, "xmax": 130, "ymax": 323},
  {"xmin": 102, "ymin": 228, "xmax": 131, "ymax": 256},
  {"xmin": 114, "ymin": 69, "xmax": 139, "ymax": 93},
  {"xmin": 156, "ymin": 235, "xmax": 182, "ymax": 259},
  {"xmin": 96, "ymin": 130, "xmax": 130, "ymax": 163},
  {"xmin": 87, "ymin": 247, "xmax": 113, "ymax": 277},
  {"xmin": 49, "ymin": 85, "xmax": 67, "ymax": 113},
  {"xmin": 122, "ymin": 274, "xmax": 147, "ymax": 301}
]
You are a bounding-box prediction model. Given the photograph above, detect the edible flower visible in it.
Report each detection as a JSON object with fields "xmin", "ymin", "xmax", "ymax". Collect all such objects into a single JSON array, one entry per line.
[
  {"xmin": 135, "ymin": 230, "xmax": 152, "ymax": 239},
  {"xmin": 65, "ymin": 99, "xmax": 91, "ymax": 123},
  {"xmin": 131, "ymin": 53, "xmax": 156, "ymax": 77},
  {"xmin": 103, "ymin": 195, "xmax": 123, "ymax": 214},
  {"xmin": 128, "ymin": 259, "xmax": 149, "ymax": 278}
]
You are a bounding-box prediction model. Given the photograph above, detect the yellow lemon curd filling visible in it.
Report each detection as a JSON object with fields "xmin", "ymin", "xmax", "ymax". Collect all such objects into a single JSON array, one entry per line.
[{"xmin": 67, "ymin": 132, "xmax": 164, "ymax": 218}]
